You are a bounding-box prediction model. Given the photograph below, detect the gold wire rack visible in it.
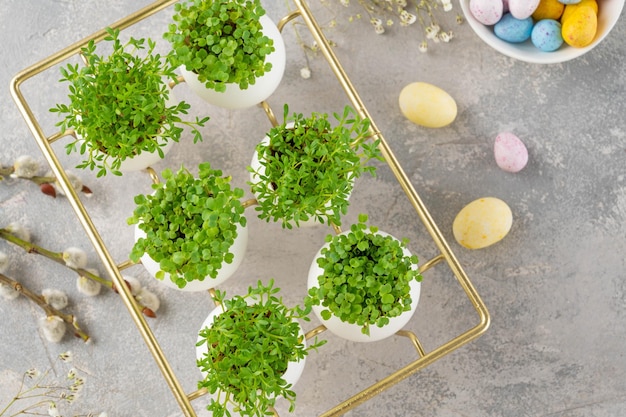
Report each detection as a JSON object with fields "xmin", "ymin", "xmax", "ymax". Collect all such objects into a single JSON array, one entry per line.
[{"xmin": 10, "ymin": 1, "xmax": 490, "ymax": 416}]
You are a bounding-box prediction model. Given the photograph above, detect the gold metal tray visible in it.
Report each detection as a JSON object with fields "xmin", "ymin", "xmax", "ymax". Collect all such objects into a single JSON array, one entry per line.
[{"xmin": 10, "ymin": 1, "xmax": 490, "ymax": 416}]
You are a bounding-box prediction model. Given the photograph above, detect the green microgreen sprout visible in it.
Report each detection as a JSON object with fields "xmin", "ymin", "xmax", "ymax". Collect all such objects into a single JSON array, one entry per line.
[
  {"xmin": 248, "ymin": 104, "xmax": 382, "ymax": 228},
  {"xmin": 164, "ymin": 0, "xmax": 275, "ymax": 93},
  {"xmin": 51, "ymin": 27, "xmax": 209, "ymax": 177},
  {"xmin": 127, "ymin": 162, "xmax": 246, "ymax": 289},
  {"xmin": 305, "ymin": 213, "xmax": 422, "ymax": 335},
  {"xmin": 197, "ymin": 279, "xmax": 325, "ymax": 417}
]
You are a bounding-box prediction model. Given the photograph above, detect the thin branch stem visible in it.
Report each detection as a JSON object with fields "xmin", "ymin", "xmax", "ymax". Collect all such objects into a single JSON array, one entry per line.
[
  {"xmin": 0, "ymin": 228, "xmax": 156, "ymax": 317},
  {"xmin": 0, "ymin": 273, "xmax": 90, "ymax": 342}
]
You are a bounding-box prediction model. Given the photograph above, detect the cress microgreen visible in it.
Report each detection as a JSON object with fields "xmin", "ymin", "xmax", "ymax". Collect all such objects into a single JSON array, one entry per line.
[
  {"xmin": 164, "ymin": 0, "xmax": 274, "ymax": 93},
  {"xmin": 197, "ymin": 279, "xmax": 325, "ymax": 417},
  {"xmin": 50, "ymin": 27, "xmax": 209, "ymax": 177},
  {"xmin": 305, "ymin": 214, "xmax": 423, "ymax": 335},
  {"xmin": 248, "ymin": 104, "xmax": 382, "ymax": 228},
  {"xmin": 127, "ymin": 163, "xmax": 246, "ymax": 289}
]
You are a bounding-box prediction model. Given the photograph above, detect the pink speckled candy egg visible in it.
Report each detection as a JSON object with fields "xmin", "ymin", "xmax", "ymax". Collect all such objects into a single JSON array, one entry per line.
[
  {"xmin": 508, "ymin": 0, "xmax": 541, "ymax": 19},
  {"xmin": 469, "ymin": 0, "xmax": 504, "ymax": 25},
  {"xmin": 494, "ymin": 132, "xmax": 528, "ymax": 173}
]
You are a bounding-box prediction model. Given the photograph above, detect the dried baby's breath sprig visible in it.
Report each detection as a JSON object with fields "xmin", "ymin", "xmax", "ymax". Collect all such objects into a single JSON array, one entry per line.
[
  {"xmin": 0, "ymin": 226, "xmax": 158, "ymax": 318},
  {"xmin": 0, "ymin": 353, "xmax": 104, "ymax": 416},
  {"xmin": 320, "ymin": 0, "xmax": 460, "ymax": 52}
]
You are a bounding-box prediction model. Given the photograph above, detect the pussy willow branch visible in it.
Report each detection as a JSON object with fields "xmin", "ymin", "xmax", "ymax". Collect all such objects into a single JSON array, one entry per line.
[
  {"xmin": 0, "ymin": 273, "xmax": 90, "ymax": 342},
  {"xmin": 0, "ymin": 228, "xmax": 156, "ymax": 318}
]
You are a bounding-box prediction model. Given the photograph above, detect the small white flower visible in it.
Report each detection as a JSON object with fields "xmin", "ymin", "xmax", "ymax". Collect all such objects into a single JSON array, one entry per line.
[
  {"xmin": 12, "ymin": 155, "xmax": 39, "ymax": 178},
  {"xmin": 62, "ymin": 247, "xmax": 88, "ymax": 269},
  {"xmin": 123, "ymin": 275, "xmax": 142, "ymax": 296},
  {"xmin": 70, "ymin": 376, "xmax": 85, "ymax": 392},
  {"xmin": 136, "ymin": 288, "xmax": 160, "ymax": 313},
  {"xmin": 425, "ymin": 24, "xmax": 440, "ymax": 40},
  {"xmin": 300, "ymin": 67, "xmax": 311, "ymax": 79},
  {"xmin": 40, "ymin": 315, "xmax": 66, "ymax": 343},
  {"xmin": 25, "ymin": 367, "xmax": 40, "ymax": 378},
  {"xmin": 439, "ymin": 31, "xmax": 451, "ymax": 42},
  {"xmin": 399, "ymin": 10, "xmax": 416, "ymax": 25},
  {"xmin": 456, "ymin": 14, "xmax": 465, "ymax": 24},
  {"xmin": 76, "ymin": 268, "xmax": 102, "ymax": 296},
  {"xmin": 0, "ymin": 283, "xmax": 20, "ymax": 300},
  {"xmin": 0, "ymin": 251, "xmax": 9, "ymax": 273},
  {"xmin": 67, "ymin": 367, "xmax": 77, "ymax": 379},
  {"xmin": 59, "ymin": 351, "xmax": 73, "ymax": 362},
  {"xmin": 442, "ymin": 1, "xmax": 453, "ymax": 12},
  {"xmin": 42, "ymin": 288, "xmax": 69, "ymax": 310},
  {"xmin": 418, "ymin": 41, "xmax": 428, "ymax": 53},
  {"xmin": 48, "ymin": 401, "xmax": 60, "ymax": 417},
  {"xmin": 5, "ymin": 222, "xmax": 30, "ymax": 242}
]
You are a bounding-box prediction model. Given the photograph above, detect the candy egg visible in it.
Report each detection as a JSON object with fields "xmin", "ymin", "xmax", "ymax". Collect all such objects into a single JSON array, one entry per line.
[
  {"xmin": 532, "ymin": 0, "xmax": 565, "ymax": 20},
  {"xmin": 560, "ymin": 0, "xmax": 597, "ymax": 21},
  {"xmin": 561, "ymin": 5, "xmax": 597, "ymax": 47},
  {"xmin": 508, "ymin": 0, "xmax": 540, "ymax": 19},
  {"xmin": 453, "ymin": 197, "xmax": 513, "ymax": 250},
  {"xmin": 494, "ymin": 132, "xmax": 529, "ymax": 172},
  {"xmin": 469, "ymin": 0, "xmax": 504, "ymax": 25},
  {"xmin": 531, "ymin": 19, "xmax": 564, "ymax": 52},
  {"xmin": 494, "ymin": 14, "xmax": 534, "ymax": 43},
  {"xmin": 399, "ymin": 82, "xmax": 457, "ymax": 128}
]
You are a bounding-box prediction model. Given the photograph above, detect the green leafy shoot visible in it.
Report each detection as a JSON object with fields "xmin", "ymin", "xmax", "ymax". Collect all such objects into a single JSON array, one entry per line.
[
  {"xmin": 248, "ymin": 104, "xmax": 382, "ymax": 228},
  {"xmin": 305, "ymin": 214, "xmax": 422, "ymax": 335},
  {"xmin": 164, "ymin": 0, "xmax": 274, "ymax": 92},
  {"xmin": 50, "ymin": 27, "xmax": 209, "ymax": 177},
  {"xmin": 127, "ymin": 162, "xmax": 246, "ymax": 289},
  {"xmin": 197, "ymin": 279, "xmax": 325, "ymax": 417}
]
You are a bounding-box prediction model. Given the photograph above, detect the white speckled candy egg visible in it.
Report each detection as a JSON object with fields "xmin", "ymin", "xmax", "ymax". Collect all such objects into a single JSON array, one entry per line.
[
  {"xmin": 494, "ymin": 132, "xmax": 528, "ymax": 172},
  {"xmin": 469, "ymin": 0, "xmax": 504, "ymax": 25},
  {"xmin": 453, "ymin": 197, "xmax": 513, "ymax": 249},
  {"xmin": 508, "ymin": 0, "xmax": 540, "ymax": 19},
  {"xmin": 399, "ymin": 82, "xmax": 457, "ymax": 128}
]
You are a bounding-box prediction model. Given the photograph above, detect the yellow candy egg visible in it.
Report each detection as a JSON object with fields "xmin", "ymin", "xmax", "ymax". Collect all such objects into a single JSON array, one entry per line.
[
  {"xmin": 399, "ymin": 82, "xmax": 457, "ymax": 128},
  {"xmin": 562, "ymin": 5, "xmax": 598, "ymax": 48},
  {"xmin": 532, "ymin": 0, "xmax": 565, "ymax": 20},
  {"xmin": 561, "ymin": 0, "xmax": 598, "ymax": 22},
  {"xmin": 453, "ymin": 197, "xmax": 513, "ymax": 249}
]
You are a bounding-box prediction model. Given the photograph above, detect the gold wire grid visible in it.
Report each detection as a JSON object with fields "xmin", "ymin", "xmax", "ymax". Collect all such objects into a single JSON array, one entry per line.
[{"xmin": 10, "ymin": 1, "xmax": 490, "ymax": 416}]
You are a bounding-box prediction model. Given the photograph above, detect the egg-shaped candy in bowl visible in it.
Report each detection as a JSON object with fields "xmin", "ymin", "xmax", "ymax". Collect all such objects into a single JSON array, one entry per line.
[{"xmin": 459, "ymin": 0, "xmax": 625, "ymax": 64}]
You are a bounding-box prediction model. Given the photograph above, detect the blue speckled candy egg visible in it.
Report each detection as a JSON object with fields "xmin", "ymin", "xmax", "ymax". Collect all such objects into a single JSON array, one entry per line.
[
  {"xmin": 531, "ymin": 19, "xmax": 564, "ymax": 52},
  {"xmin": 494, "ymin": 13, "xmax": 534, "ymax": 43}
]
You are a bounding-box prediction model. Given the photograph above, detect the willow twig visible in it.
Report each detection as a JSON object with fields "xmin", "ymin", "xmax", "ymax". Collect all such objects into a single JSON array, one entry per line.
[
  {"xmin": 0, "ymin": 228, "xmax": 156, "ymax": 317},
  {"xmin": 0, "ymin": 273, "xmax": 90, "ymax": 342}
]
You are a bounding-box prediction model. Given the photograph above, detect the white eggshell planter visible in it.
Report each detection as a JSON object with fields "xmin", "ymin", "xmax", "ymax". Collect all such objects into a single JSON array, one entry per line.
[
  {"xmin": 135, "ymin": 222, "xmax": 248, "ymax": 292},
  {"xmin": 195, "ymin": 301, "xmax": 307, "ymax": 410},
  {"xmin": 307, "ymin": 229, "xmax": 421, "ymax": 343},
  {"xmin": 249, "ymin": 130, "xmax": 354, "ymax": 228},
  {"xmin": 75, "ymin": 88, "xmax": 179, "ymax": 172},
  {"xmin": 180, "ymin": 15, "xmax": 286, "ymax": 109}
]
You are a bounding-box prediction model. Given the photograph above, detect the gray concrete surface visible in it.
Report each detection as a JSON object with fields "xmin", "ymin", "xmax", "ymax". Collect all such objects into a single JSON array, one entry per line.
[{"xmin": 1, "ymin": 1, "xmax": 625, "ymax": 416}]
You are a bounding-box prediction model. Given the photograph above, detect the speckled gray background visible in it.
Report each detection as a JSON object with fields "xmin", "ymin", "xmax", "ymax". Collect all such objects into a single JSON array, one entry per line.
[{"xmin": 1, "ymin": 1, "xmax": 625, "ymax": 416}]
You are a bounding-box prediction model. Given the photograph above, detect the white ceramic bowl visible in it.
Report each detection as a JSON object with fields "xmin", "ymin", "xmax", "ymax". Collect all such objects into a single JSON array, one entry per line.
[{"xmin": 459, "ymin": 0, "xmax": 625, "ymax": 64}]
